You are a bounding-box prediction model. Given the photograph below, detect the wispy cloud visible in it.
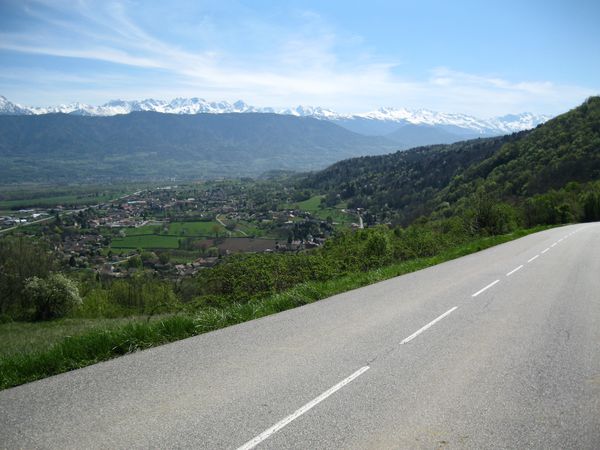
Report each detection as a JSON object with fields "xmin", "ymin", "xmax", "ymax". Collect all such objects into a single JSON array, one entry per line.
[{"xmin": 0, "ymin": 0, "xmax": 595, "ymax": 116}]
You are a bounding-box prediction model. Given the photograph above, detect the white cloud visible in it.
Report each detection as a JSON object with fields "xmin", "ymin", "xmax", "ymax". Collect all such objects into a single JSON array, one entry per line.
[{"xmin": 1, "ymin": 0, "xmax": 596, "ymax": 116}]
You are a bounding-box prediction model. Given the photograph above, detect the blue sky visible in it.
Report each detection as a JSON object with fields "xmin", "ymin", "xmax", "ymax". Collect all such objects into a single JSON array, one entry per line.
[{"xmin": 0, "ymin": 0, "xmax": 598, "ymax": 117}]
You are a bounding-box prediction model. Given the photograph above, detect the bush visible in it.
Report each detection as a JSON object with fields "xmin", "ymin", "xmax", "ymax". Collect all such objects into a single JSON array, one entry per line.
[
  {"xmin": 0, "ymin": 237, "xmax": 54, "ymax": 317},
  {"xmin": 362, "ymin": 230, "xmax": 392, "ymax": 269},
  {"xmin": 25, "ymin": 274, "xmax": 82, "ymax": 321}
]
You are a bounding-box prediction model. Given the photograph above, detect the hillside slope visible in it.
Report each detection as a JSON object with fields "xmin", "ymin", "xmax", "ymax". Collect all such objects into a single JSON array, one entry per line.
[
  {"xmin": 302, "ymin": 133, "xmax": 525, "ymax": 223},
  {"xmin": 302, "ymin": 97, "xmax": 600, "ymax": 224},
  {"xmin": 441, "ymin": 96, "xmax": 600, "ymax": 203}
]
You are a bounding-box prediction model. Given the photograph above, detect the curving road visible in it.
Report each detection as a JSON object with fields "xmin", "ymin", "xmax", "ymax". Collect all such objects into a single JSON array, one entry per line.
[{"xmin": 1, "ymin": 223, "xmax": 599, "ymax": 449}]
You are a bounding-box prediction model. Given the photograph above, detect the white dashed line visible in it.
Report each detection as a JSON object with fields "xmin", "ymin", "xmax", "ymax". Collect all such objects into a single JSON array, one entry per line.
[
  {"xmin": 238, "ymin": 226, "xmax": 593, "ymax": 449},
  {"xmin": 472, "ymin": 280, "xmax": 500, "ymax": 297},
  {"xmin": 400, "ymin": 307, "xmax": 459, "ymax": 345},
  {"xmin": 506, "ymin": 265, "xmax": 523, "ymax": 276},
  {"xmin": 237, "ymin": 366, "xmax": 370, "ymax": 450}
]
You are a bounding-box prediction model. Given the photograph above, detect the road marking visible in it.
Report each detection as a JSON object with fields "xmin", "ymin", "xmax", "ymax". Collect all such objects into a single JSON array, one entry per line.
[
  {"xmin": 472, "ymin": 280, "xmax": 500, "ymax": 297},
  {"xmin": 527, "ymin": 255, "xmax": 539, "ymax": 263},
  {"xmin": 541, "ymin": 248, "xmax": 550, "ymax": 254},
  {"xmin": 558, "ymin": 238, "xmax": 564, "ymax": 242},
  {"xmin": 400, "ymin": 307, "xmax": 458, "ymax": 345},
  {"xmin": 237, "ymin": 366, "xmax": 370, "ymax": 450},
  {"xmin": 506, "ymin": 265, "xmax": 523, "ymax": 276},
  {"xmin": 551, "ymin": 243, "xmax": 557, "ymax": 247}
]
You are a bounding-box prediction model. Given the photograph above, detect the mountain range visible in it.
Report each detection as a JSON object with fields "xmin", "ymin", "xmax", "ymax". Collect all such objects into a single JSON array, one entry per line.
[
  {"xmin": 0, "ymin": 112, "xmax": 396, "ymax": 183},
  {"xmin": 0, "ymin": 95, "xmax": 550, "ymax": 147}
]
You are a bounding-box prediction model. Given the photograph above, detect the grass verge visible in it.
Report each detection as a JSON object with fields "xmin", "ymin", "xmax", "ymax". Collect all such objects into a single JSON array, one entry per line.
[
  {"xmin": 0, "ymin": 316, "xmax": 172, "ymax": 358},
  {"xmin": 0, "ymin": 226, "xmax": 552, "ymax": 390}
]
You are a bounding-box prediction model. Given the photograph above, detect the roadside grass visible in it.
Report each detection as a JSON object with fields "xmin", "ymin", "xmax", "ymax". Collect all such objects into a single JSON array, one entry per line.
[
  {"xmin": 0, "ymin": 316, "xmax": 195, "ymax": 389},
  {"xmin": 0, "ymin": 225, "xmax": 551, "ymax": 390},
  {"xmin": 0, "ymin": 316, "xmax": 171, "ymax": 357}
]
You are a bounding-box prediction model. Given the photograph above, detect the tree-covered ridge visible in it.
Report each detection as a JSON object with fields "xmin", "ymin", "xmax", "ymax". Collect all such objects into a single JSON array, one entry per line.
[
  {"xmin": 441, "ymin": 96, "xmax": 600, "ymax": 203},
  {"xmin": 302, "ymin": 97, "xmax": 600, "ymax": 225},
  {"xmin": 302, "ymin": 132, "xmax": 526, "ymax": 224}
]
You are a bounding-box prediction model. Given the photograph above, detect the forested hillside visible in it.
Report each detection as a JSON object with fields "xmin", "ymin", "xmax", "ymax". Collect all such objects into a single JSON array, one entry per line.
[
  {"xmin": 302, "ymin": 97, "xmax": 600, "ymax": 226},
  {"xmin": 441, "ymin": 96, "xmax": 600, "ymax": 201},
  {"xmin": 301, "ymin": 133, "xmax": 527, "ymax": 223}
]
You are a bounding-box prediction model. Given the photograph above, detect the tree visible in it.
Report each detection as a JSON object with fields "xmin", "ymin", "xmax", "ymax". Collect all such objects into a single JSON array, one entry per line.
[
  {"xmin": 0, "ymin": 237, "xmax": 54, "ymax": 317},
  {"xmin": 25, "ymin": 274, "xmax": 82, "ymax": 321},
  {"xmin": 211, "ymin": 224, "xmax": 221, "ymax": 238}
]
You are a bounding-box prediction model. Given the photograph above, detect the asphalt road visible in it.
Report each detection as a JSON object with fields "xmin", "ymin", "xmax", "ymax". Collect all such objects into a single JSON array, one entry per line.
[{"xmin": 1, "ymin": 223, "xmax": 599, "ymax": 449}]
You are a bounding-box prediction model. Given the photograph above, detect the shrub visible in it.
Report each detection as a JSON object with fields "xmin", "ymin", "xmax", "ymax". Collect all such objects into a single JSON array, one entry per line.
[
  {"xmin": 362, "ymin": 230, "xmax": 392, "ymax": 269},
  {"xmin": 25, "ymin": 274, "xmax": 82, "ymax": 321}
]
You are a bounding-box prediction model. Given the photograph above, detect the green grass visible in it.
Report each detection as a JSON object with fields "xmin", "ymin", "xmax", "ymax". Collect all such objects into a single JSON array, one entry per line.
[
  {"xmin": 234, "ymin": 221, "xmax": 265, "ymax": 237},
  {"xmin": 111, "ymin": 221, "xmax": 227, "ymax": 249},
  {"xmin": 168, "ymin": 221, "xmax": 224, "ymax": 236},
  {"xmin": 121, "ymin": 225, "xmax": 164, "ymax": 236},
  {"xmin": 285, "ymin": 195, "xmax": 354, "ymax": 226},
  {"xmin": 0, "ymin": 193, "xmax": 118, "ymax": 210},
  {"xmin": 0, "ymin": 225, "xmax": 552, "ymax": 390},
  {"xmin": 110, "ymin": 221, "xmax": 229, "ymax": 248},
  {"xmin": 0, "ymin": 316, "xmax": 167, "ymax": 357},
  {"xmin": 111, "ymin": 234, "xmax": 181, "ymax": 249},
  {"xmin": 0, "ymin": 316, "xmax": 196, "ymax": 389},
  {"xmin": 294, "ymin": 195, "xmax": 324, "ymax": 212}
]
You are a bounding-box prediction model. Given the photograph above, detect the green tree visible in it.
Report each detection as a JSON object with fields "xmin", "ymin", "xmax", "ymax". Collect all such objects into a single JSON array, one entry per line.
[
  {"xmin": 0, "ymin": 237, "xmax": 54, "ymax": 317},
  {"xmin": 25, "ymin": 274, "xmax": 82, "ymax": 321}
]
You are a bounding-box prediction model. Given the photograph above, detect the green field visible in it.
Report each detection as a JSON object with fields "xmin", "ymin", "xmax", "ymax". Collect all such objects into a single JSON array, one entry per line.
[
  {"xmin": 286, "ymin": 195, "xmax": 354, "ymax": 225},
  {"xmin": 0, "ymin": 193, "xmax": 125, "ymax": 210},
  {"xmin": 111, "ymin": 221, "xmax": 229, "ymax": 249},
  {"xmin": 122, "ymin": 224, "xmax": 164, "ymax": 236},
  {"xmin": 111, "ymin": 234, "xmax": 181, "ymax": 249},
  {"xmin": 294, "ymin": 195, "xmax": 324, "ymax": 212},
  {"xmin": 168, "ymin": 221, "xmax": 225, "ymax": 236},
  {"xmin": 236, "ymin": 220, "xmax": 266, "ymax": 237}
]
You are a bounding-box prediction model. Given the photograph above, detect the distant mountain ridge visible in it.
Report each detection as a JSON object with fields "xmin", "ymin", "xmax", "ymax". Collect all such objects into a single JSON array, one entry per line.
[
  {"xmin": 0, "ymin": 111, "xmax": 396, "ymax": 183},
  {"xmin": 0, "ymin": 95, "xmax": 550, "ymax": 137}
]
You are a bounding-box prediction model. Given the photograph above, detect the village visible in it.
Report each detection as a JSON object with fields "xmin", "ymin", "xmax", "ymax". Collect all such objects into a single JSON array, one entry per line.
[{"xmin": 1, "ymin": 181, "xmax": 361, "ymax": 280}]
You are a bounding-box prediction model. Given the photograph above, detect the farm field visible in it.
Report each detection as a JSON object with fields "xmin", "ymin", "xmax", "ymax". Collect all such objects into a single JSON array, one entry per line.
[
  {"xmin": 285, "ymin": 195, "xmax": 355, "ymax": 226},
  {"xmin": 111, "ymin": 221, "xmax": 238, "ymax": 249},
  {"xmin": 168, "ymin": 221, "xmax": 225, "ymax": 236},
  {"xmin": 111, "ymin": 234, "xmax": 181, "ymax": 249}
]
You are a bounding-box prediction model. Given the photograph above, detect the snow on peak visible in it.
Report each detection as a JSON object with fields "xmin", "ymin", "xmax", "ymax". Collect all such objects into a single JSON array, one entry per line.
[
  {"xmin": 0, "ymin": 95, "xmax": 33, "ymax": 115},
  {"xmin": 0, "ymin": 94, "xmax": 551, "ymax": 134},
  {"xmin": 279, "ymin": 105, "xmax": 345, "ymax": 119}
]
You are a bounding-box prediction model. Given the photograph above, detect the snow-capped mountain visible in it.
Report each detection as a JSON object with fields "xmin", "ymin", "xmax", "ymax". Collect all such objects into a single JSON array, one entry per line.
[
  {"xmin": 332, "ymin": 107, "xmax": 550, "ymax": 134},
  {"xmin": 0, "ymin": 95, "xmax": 550, "ymax": 136},
  {"xmin": 0, "ymin": 95, "xmax": 33, "ymax": 115}
]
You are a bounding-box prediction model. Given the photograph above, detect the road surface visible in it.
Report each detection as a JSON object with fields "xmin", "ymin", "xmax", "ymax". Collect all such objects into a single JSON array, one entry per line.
[{"xmin": 1, "ymin": 223, "xmax": 599, "ymax": 449}]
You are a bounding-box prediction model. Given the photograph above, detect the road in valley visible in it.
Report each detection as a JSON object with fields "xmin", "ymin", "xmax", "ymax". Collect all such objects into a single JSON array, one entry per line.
[{"xmin": 1, "ymin": 223, "xmax": 599, "ymax": 449}]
